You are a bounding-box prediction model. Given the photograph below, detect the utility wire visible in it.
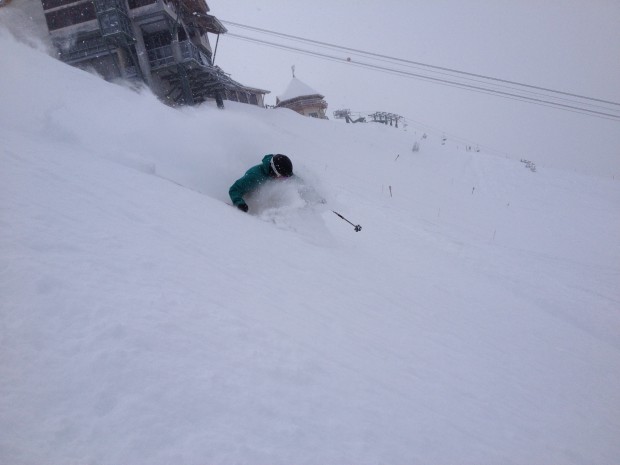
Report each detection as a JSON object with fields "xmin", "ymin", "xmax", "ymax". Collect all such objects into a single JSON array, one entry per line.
[
  {"xmin": 222, "ymin": 20, "xmax": 620, "ymax": 109},
  {"xmin": 246, "ymin": 31, "xmax": 616, "ymax": 115},
  {"xmin": 226, "ymin": 32, "xmax": 620, "ymax": 121}
]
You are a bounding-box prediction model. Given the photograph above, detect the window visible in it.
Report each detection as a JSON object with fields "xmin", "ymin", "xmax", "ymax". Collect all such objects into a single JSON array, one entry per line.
[
  {"xmin": 45, "ymin": 2, "xmax": 96, "ymax": 31},
  {"xmin": 178, "ymin": 26, "xmax": 187, "ymax": 41},
  {"xmin": 42, "ymin": 0, "xmax": 82, "ymax": 11},
  {"xmin": 128, "ymin": 0, "xmax": 156, "ymax": 8},
  {"xmin": 143, "ymin": 30, "xmax": 172, "ymax": 49}
]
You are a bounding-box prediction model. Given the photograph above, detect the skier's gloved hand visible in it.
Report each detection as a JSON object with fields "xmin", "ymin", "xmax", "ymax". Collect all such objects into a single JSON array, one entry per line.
[{"xmin": 237, "ymin": 203, "xmax": 249, "ymax": 212}]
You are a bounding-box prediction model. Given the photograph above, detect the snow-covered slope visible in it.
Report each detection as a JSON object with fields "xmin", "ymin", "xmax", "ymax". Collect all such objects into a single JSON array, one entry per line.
[{"xmin": 1, "ymin": 19, "xmax": 620, "ymax": 465}]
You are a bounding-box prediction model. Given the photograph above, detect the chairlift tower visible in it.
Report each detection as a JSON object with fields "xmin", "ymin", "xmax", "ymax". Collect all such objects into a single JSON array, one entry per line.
[{"xmin": 369, "ymin": 111, "xmax": 402, "ymax": 127}]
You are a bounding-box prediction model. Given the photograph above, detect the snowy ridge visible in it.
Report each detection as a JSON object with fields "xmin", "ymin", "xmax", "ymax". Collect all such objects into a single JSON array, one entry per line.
[{"xmin": 1, "ymin": 18, "xmax": 620, "ymax": 465}]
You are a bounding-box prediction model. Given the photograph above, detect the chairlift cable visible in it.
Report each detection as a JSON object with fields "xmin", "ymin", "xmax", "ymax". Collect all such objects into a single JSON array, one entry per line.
[
  {"xmin": 221, "ymin": 20, "xmax": 620, "ymax": 108},
  {"xmin": 225, "ymin": 33, "xmax": 620, "ymax": 121}
]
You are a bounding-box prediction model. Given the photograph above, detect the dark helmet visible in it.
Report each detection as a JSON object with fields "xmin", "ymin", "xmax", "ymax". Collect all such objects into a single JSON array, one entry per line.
[{"xmin": 270, "ymin": 154, "xmax": 293, "ymax": 177}]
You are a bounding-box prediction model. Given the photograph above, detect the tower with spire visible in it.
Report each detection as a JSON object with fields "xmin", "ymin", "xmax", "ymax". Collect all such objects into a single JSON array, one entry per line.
[{"xmin": 275, "ymin": 70, "xmax": 328, "ymax": 119}]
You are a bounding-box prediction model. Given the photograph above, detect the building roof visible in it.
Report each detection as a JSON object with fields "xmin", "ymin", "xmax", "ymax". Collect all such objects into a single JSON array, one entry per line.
[
  {"xmin": 277, "ymin": 77, "xmax": 323, "ymax": 103},
  {"xmin": 213, "ymin": 67, "xmax": 270, "ymax": 95},
  {"xmin": 179, "ymin": 0, "xmax": 228, "ymax": 34}
]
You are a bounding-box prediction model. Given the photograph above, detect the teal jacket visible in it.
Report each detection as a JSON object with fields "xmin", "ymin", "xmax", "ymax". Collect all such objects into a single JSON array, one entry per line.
[{"xmin": 229, "ymin": 155, "xmax": 276, "ymax": 207}]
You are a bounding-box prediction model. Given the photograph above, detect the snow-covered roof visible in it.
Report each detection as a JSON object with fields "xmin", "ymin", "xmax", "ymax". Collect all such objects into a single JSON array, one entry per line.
[{"xmin": 277, "ymin": 77, "xmax": 323, "ymax": 103}]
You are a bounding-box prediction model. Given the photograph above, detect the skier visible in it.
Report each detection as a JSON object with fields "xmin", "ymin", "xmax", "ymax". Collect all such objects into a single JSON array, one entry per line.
[{"xmin": 229, "ymin": 154, "xmax": 294, "ymax": 212}]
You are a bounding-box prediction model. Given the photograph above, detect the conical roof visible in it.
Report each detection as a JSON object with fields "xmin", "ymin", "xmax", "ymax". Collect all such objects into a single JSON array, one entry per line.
[{"xmin": 277, "ymin": 77, "xmax": 323, "ymax": 103}]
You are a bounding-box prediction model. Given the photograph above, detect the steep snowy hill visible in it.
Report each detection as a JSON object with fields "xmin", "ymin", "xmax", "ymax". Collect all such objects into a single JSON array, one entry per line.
[{"xmin": 1, "ymin": 20, "xmax": 620, "ymax": 465}]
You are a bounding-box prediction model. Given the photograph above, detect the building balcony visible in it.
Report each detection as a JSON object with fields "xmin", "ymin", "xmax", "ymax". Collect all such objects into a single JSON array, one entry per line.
[
  {"xmin": 97, "ymin": 9, "xmax": 135, "ymax": 43},
  {"xmin": 147, "ymin": 40, "xmax": 211, "ymax": 71},
  {"xmin": 57, "ymin": 33, "xmax": 111, "ymax": 63}
]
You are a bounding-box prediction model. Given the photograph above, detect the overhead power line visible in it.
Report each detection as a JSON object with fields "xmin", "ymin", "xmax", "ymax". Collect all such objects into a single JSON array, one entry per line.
[
  {"xmin": 221, "ymin": 20, "xmax": 620, "ymax": 121},
  {"xmin": 226, "ymin": 32, "xmax": 620, "ymax": 120},
  {"xmin": 222, "ymin": 20, "xmax": 619, "ymax": 107}
]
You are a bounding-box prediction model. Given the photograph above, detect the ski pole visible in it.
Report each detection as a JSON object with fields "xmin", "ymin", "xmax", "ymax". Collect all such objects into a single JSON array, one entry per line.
[{"xmin": 332, "ymin": 211, "xmax": 362, "ymax": 232}]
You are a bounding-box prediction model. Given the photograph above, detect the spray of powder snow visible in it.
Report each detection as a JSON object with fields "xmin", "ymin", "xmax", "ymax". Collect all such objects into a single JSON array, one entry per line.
[
  {"xmin": 0, "ymin": 0, "xmax": 54, "ymax": 53},
  {"xmin": 246, "ymin": 177, "xmax": 335, "ymax": 246}
]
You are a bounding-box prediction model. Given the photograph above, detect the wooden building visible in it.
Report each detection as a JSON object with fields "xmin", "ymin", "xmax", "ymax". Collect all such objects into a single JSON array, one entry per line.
[
  {"xmin": 275, "ymin": 77, "xmax": 328, "ymax": 119},
  {"xmin": 40, "ymin": 0, "xmax": 269, "ymax": 107}
]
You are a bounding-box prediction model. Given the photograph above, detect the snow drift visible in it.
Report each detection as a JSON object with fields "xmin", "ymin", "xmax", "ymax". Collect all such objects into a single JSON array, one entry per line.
[{"xmin": 1, "ymin": 13, "xmax": 620, "ymax": 465}]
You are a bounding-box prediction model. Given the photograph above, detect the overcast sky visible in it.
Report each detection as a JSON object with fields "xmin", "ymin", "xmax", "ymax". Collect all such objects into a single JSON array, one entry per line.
[{"xmin": 212, "ymin": 0, "xmax": 620, "ymax": 176}]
